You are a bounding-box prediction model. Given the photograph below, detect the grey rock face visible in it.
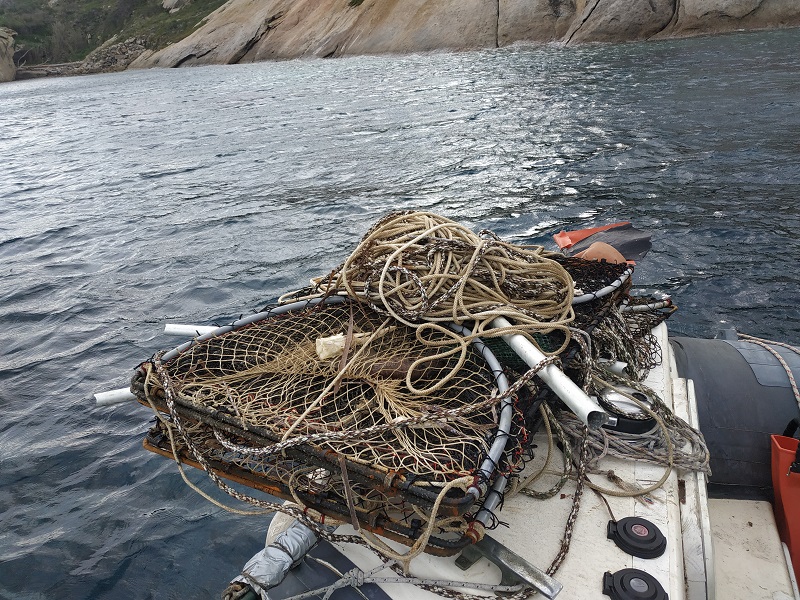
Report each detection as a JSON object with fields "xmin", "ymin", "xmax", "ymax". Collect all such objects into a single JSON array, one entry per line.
[
  {"xmin": 126, "ymin": 0, "xmax": 800, "ymax": 70},
  {"xmin": 564, "ymin": 0, "xmax": 676, "ymax": 44},
  {"xmin": 0, "ymin": 27, "xmax": 16, "ymax": 83}
]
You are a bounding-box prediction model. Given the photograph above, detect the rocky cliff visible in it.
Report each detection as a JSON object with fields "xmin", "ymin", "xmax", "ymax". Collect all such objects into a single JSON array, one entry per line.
[
  {"xmin": 130, "ymin": 0, "xmax": 800, "ymax": 69},
  {"xmin": 0, "ymin": 27, "xmax": 16, "ymax": 83}
]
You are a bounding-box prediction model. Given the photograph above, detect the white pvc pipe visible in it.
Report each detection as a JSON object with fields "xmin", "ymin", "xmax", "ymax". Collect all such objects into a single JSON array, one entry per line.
[
  {"xmin": 490, "ymin": 316, "xmax": 607, "ymax": 429},
  {"xmin": 160, "ymin": 296, "xmax": 346, "ymax": 362},
  {"xmin": 598, "ymin": 359, "xmax": 629, "ymax": 375},
  {"xmin": 164, "ymin": 324, "xmax": 218, "ymax": 336},
  {"xmin": 95, "ymin": 326, "xmax": 214, "ymax": 407},
  {"xmin": 96, "ymin": 298, "xmax": 350, "ymax": 408},
  {"xmin": 95, "ymin": 387, "xmax": 136, "ymax": 406}
]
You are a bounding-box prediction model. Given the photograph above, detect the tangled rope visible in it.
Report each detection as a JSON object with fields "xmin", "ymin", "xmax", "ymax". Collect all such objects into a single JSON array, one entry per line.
[{"xmin": 312, "ymin": 211, "xmax": 576, "ymax": 368}]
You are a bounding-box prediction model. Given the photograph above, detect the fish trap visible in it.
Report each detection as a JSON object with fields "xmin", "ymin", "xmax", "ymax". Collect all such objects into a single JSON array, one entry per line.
[
  {"xmin": 133, "ymin": 298, "xmax": 520, "ymax": 555},
  {"xmin": 131, "ymin": 211, "xmax": 674, "ymax": 557}
]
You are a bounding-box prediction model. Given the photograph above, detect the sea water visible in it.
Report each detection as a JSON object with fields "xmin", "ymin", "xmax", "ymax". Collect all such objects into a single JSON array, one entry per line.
[{"xmin": 1, "ymin": 28, "xmax": 798, "ymax": 599}]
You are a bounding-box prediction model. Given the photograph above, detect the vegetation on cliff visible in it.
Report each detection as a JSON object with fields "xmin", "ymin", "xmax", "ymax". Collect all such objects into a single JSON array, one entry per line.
[{"xmin": 0, "ymin": 0, "xmax": 227, "ymax": 65}]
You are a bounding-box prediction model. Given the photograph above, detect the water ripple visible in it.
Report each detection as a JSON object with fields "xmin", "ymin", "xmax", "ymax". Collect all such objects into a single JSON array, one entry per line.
[{"xmin": 0, "ymin": 28, "xmax": 799, "ymax": 599}]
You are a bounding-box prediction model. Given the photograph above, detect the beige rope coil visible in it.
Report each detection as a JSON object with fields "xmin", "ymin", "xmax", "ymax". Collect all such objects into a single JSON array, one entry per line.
[
  {"xmin": 317, "ymin": 211, "xmax": 574, "ymax": 336},
  {"xmin": 308, "ymin": 211, "xmax": 576, "ymax": 394}
]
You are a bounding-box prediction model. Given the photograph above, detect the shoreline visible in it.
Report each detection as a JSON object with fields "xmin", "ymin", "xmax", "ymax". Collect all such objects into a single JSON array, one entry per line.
[{"xmin": 10, "ymin": 22, "xmax": 800, "ymax": 82}]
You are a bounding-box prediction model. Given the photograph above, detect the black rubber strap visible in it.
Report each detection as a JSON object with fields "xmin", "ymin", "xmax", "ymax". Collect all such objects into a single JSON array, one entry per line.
[
  {"xmin": 782, "ymin": 418, "xmax": 800, "ymax": 438},
  {"xmin": 784, "ymin": 418, "xmax": 800, "ymax": 474}
]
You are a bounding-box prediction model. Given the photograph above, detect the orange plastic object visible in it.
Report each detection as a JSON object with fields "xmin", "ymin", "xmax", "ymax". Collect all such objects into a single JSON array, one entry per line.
[
  {"xmin": 573, "ymin": 242, "xmax": 627, "ymax": 264},
  {"xmin": 771, "ymin": 434, "xmax": 800, "ymax": 583},
  {"xmin": 553, "ymin": 221, "xmax": 631, "ymax": 250}
]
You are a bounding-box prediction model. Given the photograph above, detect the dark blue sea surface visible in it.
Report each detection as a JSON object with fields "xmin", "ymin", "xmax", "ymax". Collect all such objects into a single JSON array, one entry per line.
[{"xmin": 1, "ymin": 28, "xmax": 799, "ymax": 599}]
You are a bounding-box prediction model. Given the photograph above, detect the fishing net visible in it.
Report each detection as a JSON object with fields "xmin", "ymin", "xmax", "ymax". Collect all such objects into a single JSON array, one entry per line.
[
  {"xmin": 137, "ymin": 301, "xmax": 505, "ymax": 480},
  {"xmin": 133, "ymin": 210, "xmax": 697, "ymax": 560}
]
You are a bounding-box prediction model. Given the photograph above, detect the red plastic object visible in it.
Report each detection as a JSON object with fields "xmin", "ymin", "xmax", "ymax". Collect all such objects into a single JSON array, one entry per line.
[
  {"xmin": 771, "ymin": 434, "xmax": 800, "ymax": 583},
  {"xmin": 553, "ymin": 221, "xmax": 631, "ymax": 250}
]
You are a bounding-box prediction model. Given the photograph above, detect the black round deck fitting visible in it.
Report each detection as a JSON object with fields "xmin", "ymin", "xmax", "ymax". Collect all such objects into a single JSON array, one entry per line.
[
  {"xmin": 607, "ymin": 516, "xmax": 667, "ymax": 559},
  {"xmin": 602, "ymin": 568, "xmax": 668, "ymax": 600}
]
